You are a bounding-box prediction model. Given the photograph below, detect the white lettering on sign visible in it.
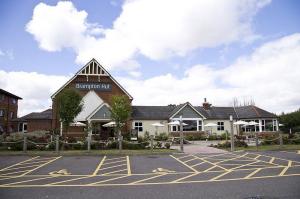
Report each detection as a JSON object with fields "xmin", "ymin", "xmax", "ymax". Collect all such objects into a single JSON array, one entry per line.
[{"xmin": 75, "ymin": 83, "xmax": 112, "ymax": 91}]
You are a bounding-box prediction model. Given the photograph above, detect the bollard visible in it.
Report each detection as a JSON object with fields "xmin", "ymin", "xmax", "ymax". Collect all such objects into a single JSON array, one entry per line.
[
  {"xmin": 23, "ymin": 135, "xmax": 27, "ymax": 153},
  {"xmin": 87, "ymin": 135, "xmax": 91, "ymax": 152},
  {"xmin": 55, "ymin": 135, "xmax": 59, "ymax": 153},
  {"xmin": 150, "ymin": 135, "xmax": 154, "ymax": 152},
  {"xmin": 279, "ymin": 133, "xmax": 283, "ymax": 148},
  {"xmin": 255, "ymin": 133, "xmax": 258, "ymax": 151}
]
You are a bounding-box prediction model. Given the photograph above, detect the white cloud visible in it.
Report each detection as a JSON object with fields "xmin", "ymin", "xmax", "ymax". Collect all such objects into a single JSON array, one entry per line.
[
  {"xmin": 0, "ymin": 71, "xmax": 70, "ymax": 116},
  {"xmin": 26, "ymin": 0, "xmax": 270, "ymax": 71},
  {"xmin": 0, "ymin": 49, "xmax": 14, "ymax": 60},
  {"xmin": 118, "ymin": 33, "xmax": 300, "ymax": 114},
  {"xmin": 1, "ymin": 34, "xmax": 299, "ymax": 116}
]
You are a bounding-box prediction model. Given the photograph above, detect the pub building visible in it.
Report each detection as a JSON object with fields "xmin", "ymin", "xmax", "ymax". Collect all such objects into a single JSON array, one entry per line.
[{"xmin": 16, "ymin": 59, "xmax": 279, "ymax": 138}]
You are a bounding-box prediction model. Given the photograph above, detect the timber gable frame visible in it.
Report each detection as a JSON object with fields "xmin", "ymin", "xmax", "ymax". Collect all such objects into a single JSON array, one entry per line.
[{"xmin": 51, "ymin": 58, "xmax": 133, "ymax": 100}]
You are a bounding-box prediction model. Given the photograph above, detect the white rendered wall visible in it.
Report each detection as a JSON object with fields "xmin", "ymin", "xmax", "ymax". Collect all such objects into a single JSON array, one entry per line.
[{"xmin": 131, "ymin": 120, "xmax": 168, "ymax": 137}]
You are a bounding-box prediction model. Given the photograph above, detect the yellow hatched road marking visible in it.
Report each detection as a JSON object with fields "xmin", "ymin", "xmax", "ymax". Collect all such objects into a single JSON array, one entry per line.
[
  {"xmin": 228, "ymin": 160, "xmax": 260, "ymax": 170},
  {"xmin": 0, "ymin": 164, "xmax": 40, "ymax": 171},
  {"xmin": 269, "ymin": 157, "xmax": 275, "ymax": 164},
  {"xmin": 102, "ymin": 169, "xmax": 127, "ymax": 175},
  {"xmin": 0, "ymin": 156, "xmax": 40, "ymax": 172},
  {"xmin": 0, "ymin": 170, "xmax": 32, "ymax": 176},
  {"xmin": 92, "ymin": 156, "xmax": 106, "ymax": 176},
  {"xmin": 210, "ymin": 170, "xmax": 232, "ymax": 181},
  {"xmin": 48, "ymin": 176, "xmax": 93, "ymax": 185},
  {"xmin": 105, "ymin": 157, "xmax": 126, "ymax": 162},
  {"xmin": 88, "ymin": 175, "xmax": 129, "ymax": 185},
  {"xmin": 126, "ymin": 156, "xmax": 131, "ymax": 176},
  {"xmin": 99, "ymin": 164, "xmax": 127, "ymax": 171},
  {"xmin": 103, "ymin": 159, "xmax": 126, "ymax": 165},
  {"xmin": 170, "ymin": 155, "xmax": 198, "ymax": 173},
  {"xmin": 190, "ymin": 162, "xmax": 205, "ymax": 168},
  {"xmin": 183, "ymin": 157, "xmax": 199, "ymax": 163},
  {"xmin": 192, "ymin": 155, "xmax": 229, "ymax": 172},
  {"xmin": 214, "ymin": 153, "xmax": 248, "ymax": 164},
  {"xmin": 177, "ymin": 154, "xmax": 192, "ymax": 160},
  {"xmin": 245, "ymin": 168, "xmax": 262, "ymax": 179},
  {"xmin": 279, "ymin": 161, "xmax": 292, "ymax": 176},
  {"xmin": 130, "ymin": 174, "xmax": 166, "ymax": 184},
  {"xmin": 13, "ymin": 160, "xmax": 54, "ymax": 166},
  {"xmin": 1, "ymin": 175, "xmax": 58, "ymax": 186},
  {"xmin": 254, "ymin": 154, "xmax": 262, "ymax": 159},
  {"xmin": 172, "ymin": 172, "xmax": 199, "ymax": 182},
  {"xmin": 20, "ymin": 156, "xmax": 62, "ymax": 176},
  {"xmin": 247, "ymin": 152, "xmax": 300, "ymax": 165}
]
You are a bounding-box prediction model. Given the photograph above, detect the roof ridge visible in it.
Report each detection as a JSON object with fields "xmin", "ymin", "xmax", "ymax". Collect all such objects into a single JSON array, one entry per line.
[{"xmin": 251, "ymin": 105, "xmax": 261, "ymax": 117}]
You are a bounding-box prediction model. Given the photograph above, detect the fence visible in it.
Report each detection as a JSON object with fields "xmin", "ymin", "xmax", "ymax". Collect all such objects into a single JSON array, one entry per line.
[{"xmin": 0, "ymin": 134, "xmax": 165, "ymax": 153}]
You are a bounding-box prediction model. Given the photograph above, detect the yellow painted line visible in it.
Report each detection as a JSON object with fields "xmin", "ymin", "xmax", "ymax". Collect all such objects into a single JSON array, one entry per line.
[
  {"xmin": 102, "ymin": 169, "xmax": 127, "ymax": 175},
  {"xmin": 103, "ymin": 159, "xmax": 126, "ymax": 165},
  {"xmin": 99, "ymin": 164, "xmax": 126, "ymax": 171},
  {"xmin": 172, "ymin": 172, "xmax": 199, "ymax": 182},
  {"xmin": 177, "ymin": 154, "xmax": 192, "ymax": 160},
  {"xmin": 0, "ymin": 164, "xmax": 40, "ymax": 172},
  {"xmin": 254, "ymin": 154, "xmax": 262, "ymax": 159},
  {"xmin": 214, "ymin": 153, "xmax": 248, "ymax": 164},
  {"xmin": 92, "ymin": 156, "xmax": 106, "ymax": 176},
  {"xmin": 269, "ymin": 157, "xmax": 275, "ymax": 164},
  {"xmin": 202, "ymin": 165, "xmax": 217, "ymax": 172},
  {"xmin": 190, "ymin": 162, "xmax": 205, "ymax": 168},
  {"xmin": 297, "ymin": 150, "xmax": 300, "ymax": 154},
  {"xmin": 126, "ymin": 156, "xmax": 131, "ymax": 176},
  {"xmin": 0, "ymin": 169, "xmax": 31, "ymax": 176},
  {"xmin": 48, "ymin": 176, "xmax": 93, "ymax": 185},
  {"xmin": 242, "ymin": 154, "xmax": 280, "ymax": 166},
  {"xmin": 248, "ymin": 152, "xmax": 300, "ymax": 165},
  {"xmin": 192, "ymin": 155, "xmax": 229, "ymax": 172},
  {"xmin": 20, "ymin": 156, "xmax": 62, "ymax": 176},
  {"xmin": 209, "ymin": 170, "xmax": 232, "ymax": 181},
  {"xmin": 0, "ymin": 156, "xmax": 39, "ymax": 172},
  {"xmin": 279, "ymin": 161, "xmax": 292, "ymax": 176},
  {"xmin": 88, "ymin": 175, "xmax": 129, "ymax": 185},
  {"xmin": 244, "ymin": 168, "xmax": 262, "ymax": 179},
  {"xmin": 2, "ymin": 173, "xmax": 300, "ymax": 187},
  {"xmin": 14, "ymin": 160, "xmax": 53, "ymax": 166},
  {"xmin": 183, "ymin": 157, "xmax": 199, "ymax": 163},
  {"xmin": 170, "ymin": 155, "xmax": 198, "ymax": 173},
  {"xmin": 229, "ymin": 160, "xmax": 260, "ymax": 170},
  {"xmin": 200, "ymin": 152, "xmax": 234, "ymax": 159},
  {"xmin": 105, "ymin": 156, "xmax": 126, "ymax": 161},
  {"xmin": 1, "ymin": 175, "xmax": 58, "ymax": 186},
  {"xmin": 130, "ymin": 174, "xmax": 166, "ymax": 184}
]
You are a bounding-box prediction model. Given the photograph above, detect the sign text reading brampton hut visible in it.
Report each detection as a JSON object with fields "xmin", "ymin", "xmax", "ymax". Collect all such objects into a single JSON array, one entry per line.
[{"xmin": 75, "ymin": 83, "xmax": 112, "ymax": 91}]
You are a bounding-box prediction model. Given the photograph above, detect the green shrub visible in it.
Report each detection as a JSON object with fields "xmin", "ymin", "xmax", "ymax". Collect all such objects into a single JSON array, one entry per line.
[
  {"xmin": 165, "ymin": 142, "xmax": 171, "ymax": 149},
  {"xmin": 155, "ymin": 132, "xmax": 169, "ymax": 141}
]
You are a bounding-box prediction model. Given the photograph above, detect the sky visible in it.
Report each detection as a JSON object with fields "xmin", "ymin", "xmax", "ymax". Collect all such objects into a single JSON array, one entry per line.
[{"xmin": 0, "ymin": 0, "xmax": 300, "ymax": 116}]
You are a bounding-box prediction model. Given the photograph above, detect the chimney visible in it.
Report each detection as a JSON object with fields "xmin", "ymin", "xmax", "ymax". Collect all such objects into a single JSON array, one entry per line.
[{"xmin": 203, "ymin": 98, "xmax": 211, "ymax": 110}]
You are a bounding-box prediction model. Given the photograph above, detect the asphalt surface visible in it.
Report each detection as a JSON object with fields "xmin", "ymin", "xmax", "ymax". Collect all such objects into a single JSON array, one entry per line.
[{"xmin": 0, "ymin": 151, "xmax": 299, "ymax": 199}]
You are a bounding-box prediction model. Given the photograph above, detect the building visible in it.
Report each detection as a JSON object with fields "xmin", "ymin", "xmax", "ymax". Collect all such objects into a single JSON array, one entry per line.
[
  {"xmin": 0, "ymin": 89, "xmax": 22, "ymax": 134},
  {"xmin": 17, "ymin": 59, "xmax": 278, "ymax": 137}
]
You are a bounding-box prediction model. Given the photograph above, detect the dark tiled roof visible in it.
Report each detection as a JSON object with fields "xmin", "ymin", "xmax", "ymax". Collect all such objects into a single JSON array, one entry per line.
[
  {"xmin": 0, "ymin": 89, "xmax": 22, "ymax": 99},
  {"xmin": 132, "ymin": 105, "xmax": 277, "ymax": 120},
  {"xmin": 235, "ymin": 106, "xmax": 277, "ymax": 119},
  {"xmin": 14, "ymin": 109, "xmax": 52, "ymax": 121},
  {"xmin": 131, "ymin": 106, "xmax": 175, "ymax": 120}
]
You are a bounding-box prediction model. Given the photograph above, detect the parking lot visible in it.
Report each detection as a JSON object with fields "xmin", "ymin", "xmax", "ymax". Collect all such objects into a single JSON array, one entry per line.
[{"xmin": 0, "ymin": 151, "xmax": 300, "ymax": 198}]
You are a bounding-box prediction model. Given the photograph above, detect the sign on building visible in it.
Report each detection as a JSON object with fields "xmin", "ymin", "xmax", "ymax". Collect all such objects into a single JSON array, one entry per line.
[{"xmin": 75, "ymin": 83, "xmax": 112, "ymax": 91}]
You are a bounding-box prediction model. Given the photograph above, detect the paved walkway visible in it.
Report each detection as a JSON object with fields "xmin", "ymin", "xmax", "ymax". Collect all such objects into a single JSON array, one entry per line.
[{"xmin": 171, "ymin": 144, "xmax": 227, "ymax": 154}]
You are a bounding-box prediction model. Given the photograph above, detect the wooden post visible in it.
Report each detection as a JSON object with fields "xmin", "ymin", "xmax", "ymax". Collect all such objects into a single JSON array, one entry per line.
[
  {"xmin": 87, "ymin": 134, "xmax": 91, "ymax": 152},
  {"xmin": 150, "ymin": 135, "xmax": 154, "ymax": 152},
  {"xmin": 279, "ymin": 133, "xmax": 283, "ymax": 148},
  {"xmin": 23, "ymin": 134, "xmax": 27, "ymax": 153},
  {"xmin": 255, "ymin": 132, "xmax": 258, "ymax": 151},
  {"xmin": 230, "ymin": 115, "xmax": 234, "ymax": 152},
  {"xmin": 179, "ymin": 116, "xmax": 184, "ymax": 153}
]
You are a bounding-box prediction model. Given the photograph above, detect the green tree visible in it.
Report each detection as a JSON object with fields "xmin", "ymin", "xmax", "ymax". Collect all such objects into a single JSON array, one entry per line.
[
  {"xmin": 110, "ymin": 95, "xmax": 131, "ymax": 150},
  {"xmin": 279, "ymin": 108, "xmax": 300, "ymax": 133},
  {"xmin": 56, "ymin": 88, "xmax": 83, "ymax": 136}
]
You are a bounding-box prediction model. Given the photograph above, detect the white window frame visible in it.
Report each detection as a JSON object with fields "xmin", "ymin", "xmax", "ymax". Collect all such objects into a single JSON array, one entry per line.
[
  {"xmin": 217, "ymin": 122, "xmax": 224, "ymax": 131},
  {"xmin": 0, "ymin": 109, "xmax": 4, "ymax": 117},
  {"xmin": 134, "ymin": 122, "xmax": 143, "ymax": 132}
]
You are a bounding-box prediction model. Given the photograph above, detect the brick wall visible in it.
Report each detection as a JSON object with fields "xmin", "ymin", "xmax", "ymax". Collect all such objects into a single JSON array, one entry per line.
[
  {"xmin": 27, "ymin": 119, "xmax": 52, "ymax": 132},
  {"xmin": 0, "ymin": 93, "xmax": 19, "ymax": 133}
]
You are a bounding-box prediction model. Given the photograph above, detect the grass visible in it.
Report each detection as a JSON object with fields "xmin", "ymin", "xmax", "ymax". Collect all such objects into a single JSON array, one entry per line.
[
  {"xmin": 0, "ymin": 149, "xmax": 177, "ymax": 156},
  {"xmin": 225, "ymin": 144, "xmax": 300, "ymax": 152}
]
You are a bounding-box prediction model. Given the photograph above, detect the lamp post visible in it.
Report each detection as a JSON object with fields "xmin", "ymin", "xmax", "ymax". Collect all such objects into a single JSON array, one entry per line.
[
  {"xmin": 230, "ymin": 115, "xmax": 234, "ymax": 152},
  {"xmin": 179, "ymin": 115, "xmax": 184, "ymax": 153}
]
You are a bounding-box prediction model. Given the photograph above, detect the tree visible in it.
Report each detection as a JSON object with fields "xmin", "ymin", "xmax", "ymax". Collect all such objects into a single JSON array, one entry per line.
[
  {"xmin": 56, "ymin": 88, "xmax": 83, "ymax": 136},
  {"xmin": 279, "ymin": 108, "xmax": 300, "ymax": 133},
  {"xmin": 110, "ymin": 95, "xmax": 131, "ymax": 150}
]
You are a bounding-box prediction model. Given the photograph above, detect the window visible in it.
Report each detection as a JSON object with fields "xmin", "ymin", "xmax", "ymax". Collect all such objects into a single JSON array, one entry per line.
[
  {"xmin": 198, "ymin": 120, "xmax": 202, "ymax": 131},
  {"xmin": 0, "ymin": 109, "xmax": 4, "ymax": 117},
  {"xmin": 183, "ymin": 120, "xmax": 197, "ymax": 131},
  {"xmin": 0, "ymin": 125, "xmax": 3, "ymax": 134},
  {"xmin": 171, "ymin": 125, "xmax": 177, "ymax": 132},
  {"xmin": 12, "ymin": 98, "xmax": 17, "ymax": 104},
  {"xmin": 0, "ymin": 94, "xmax": 4, "ymax": 101},
  {"xmin": 134, "ymin": 122, "xmax": 143, "ymax": 132},
  {"xmin": 217, "ymin": 122, "xmax": 224, "ymax": 131},
  {"xmin": 10, "ymin": 112, "xmax": 14, "ymax": 119},
  {"xmin": 23, "ymin": 123, "xmax": 28, "ymax": 133}
]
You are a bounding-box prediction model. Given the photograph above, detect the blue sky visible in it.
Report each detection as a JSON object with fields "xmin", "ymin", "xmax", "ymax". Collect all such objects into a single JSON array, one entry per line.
[{"xmin": 0, "ymin": 0, "xmax": 300, "ymax": 115}]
